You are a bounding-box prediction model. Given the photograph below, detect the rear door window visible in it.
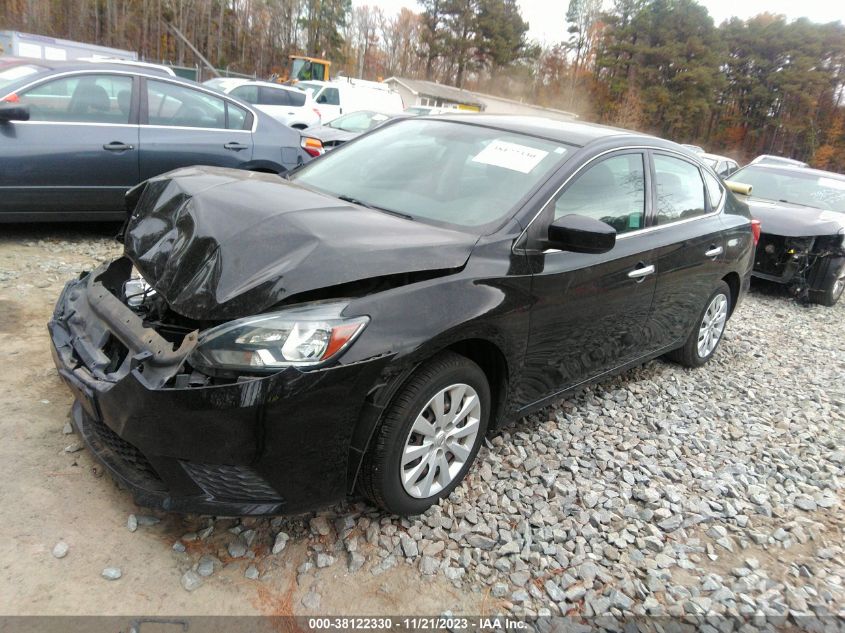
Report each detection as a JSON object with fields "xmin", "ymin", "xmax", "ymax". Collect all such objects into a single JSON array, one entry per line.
[
  {"xmin": 653, "ymin": 154, "xmax": 707, "ymax": 224},
  {"xmin": 226, "ymin": 102, "xmax": 249, "ymax": 130},
  {"xmin": 19, "ymin": 73, "xmax": 133, "ymax": 124},
  {"xmin": 146, "ymin": 80, "xmax": 226, "ymax": 129},
  {"xmin": 702, "ymin": 170, "xmax": 724, "ymax": 209}
]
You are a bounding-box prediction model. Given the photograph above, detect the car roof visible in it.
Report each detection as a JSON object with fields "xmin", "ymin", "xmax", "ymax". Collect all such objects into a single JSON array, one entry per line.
[
  {"xmin": 751, "ymin": 154, "xmax": 807, "ymax": 165},
  {"xmin": 3, "ymin": 60, "xmax": 175, "ymax": 83},
  {"xmin": 237, "ymin": 80, "xmax": 307, "ymax": 92},
  {"xmin": 699, "ymin": 152, "xmax": 735, "ymax": 162},
  {"xmin": 740, "ymin": 163, "xmax": 845, "ymax": 180},
  {"xmin": 1, "ymin": 62, "xmax": 217, "ymax": 97},
  {"xmin": 424, "ymin": 114, "xmax": 659, "ymax": 148}
]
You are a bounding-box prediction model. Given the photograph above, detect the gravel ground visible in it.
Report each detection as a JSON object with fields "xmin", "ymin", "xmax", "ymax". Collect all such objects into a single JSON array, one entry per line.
[{"xmin": 1, "ymin": 225, "xmax": 843, "ymax": 625}]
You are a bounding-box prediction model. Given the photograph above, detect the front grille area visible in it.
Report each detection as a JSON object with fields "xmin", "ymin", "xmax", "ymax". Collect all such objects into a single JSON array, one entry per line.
[
  {"xmin": 85, "ymin": 414, "xmax": 166, "ymax": 490},
  {"xmin": 180, "ymin": 461, "xmax": 282, "ymax": 501},
  {"xmin": 755, "ymin": 234, "xmax": 790, "ymax": 277}
]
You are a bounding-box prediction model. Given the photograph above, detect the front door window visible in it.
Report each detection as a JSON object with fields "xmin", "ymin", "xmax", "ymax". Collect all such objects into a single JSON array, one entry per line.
[{"xmin": 19, "ymin": 74, "xmax": 133, "ymax": 124}]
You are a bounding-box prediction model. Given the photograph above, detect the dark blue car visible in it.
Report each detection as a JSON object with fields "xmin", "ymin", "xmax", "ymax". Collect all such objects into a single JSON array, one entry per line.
[{"xmin": 0, "ymin": 60, "xmax": 310, "ymax": 221}]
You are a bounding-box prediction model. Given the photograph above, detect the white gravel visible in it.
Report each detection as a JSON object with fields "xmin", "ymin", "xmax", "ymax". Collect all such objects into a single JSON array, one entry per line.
[{"xmin": 3, "ymin": 230, "xmax": 843, "ymax": 623}]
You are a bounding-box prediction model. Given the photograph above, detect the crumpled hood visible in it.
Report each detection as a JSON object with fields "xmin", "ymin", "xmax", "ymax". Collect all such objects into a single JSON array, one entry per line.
[
  {"xmin": 743, "ymin": 196, "xmax": 845, "ymax": 238},
  {"xmin": 123, "ymin": 166, "xmax": 476, "ymax": 320}
]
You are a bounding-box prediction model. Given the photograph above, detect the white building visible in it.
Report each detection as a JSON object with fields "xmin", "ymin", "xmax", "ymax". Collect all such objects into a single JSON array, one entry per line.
[{"xmin": 0, "ymin": 31, "xmax": 137, "ymax": 62}]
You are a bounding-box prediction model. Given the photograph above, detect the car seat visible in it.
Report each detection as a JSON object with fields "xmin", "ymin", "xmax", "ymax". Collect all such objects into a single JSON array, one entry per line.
[{"xmin": 68, "ymin": 84, "xmax": 110, "ymax": 118}]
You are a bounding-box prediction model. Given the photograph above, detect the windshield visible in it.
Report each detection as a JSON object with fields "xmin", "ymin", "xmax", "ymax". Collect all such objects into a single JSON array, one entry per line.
[
  {"xmin": 291, "ymin": 119, "xmax": 572, "ymax": 230},
  {"xmin": 291, "ymin": 59, "xmax": 326, "ymax": 81},
  {"xmin": 328, "ymin": 110, "xmax": 390, "ymax": 132},
  {"xmin": 0, "ymin": 64, "xmax": 46, "ymax": 92},
  {"xmin": 730, "ymin": 166, "xmax": 845, "ymax": 213}
]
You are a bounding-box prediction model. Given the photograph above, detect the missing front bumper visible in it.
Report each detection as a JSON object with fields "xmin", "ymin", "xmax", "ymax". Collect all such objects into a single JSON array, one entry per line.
[{"xmin": 48, "ymin": 260, "xmax": 386, "ymax": 514}]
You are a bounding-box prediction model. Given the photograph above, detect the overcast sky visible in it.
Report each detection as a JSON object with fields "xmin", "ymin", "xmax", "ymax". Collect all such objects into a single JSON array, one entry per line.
[{"xmin": 356, "ymin": 0, "xmax": 844, "ymax": 45}]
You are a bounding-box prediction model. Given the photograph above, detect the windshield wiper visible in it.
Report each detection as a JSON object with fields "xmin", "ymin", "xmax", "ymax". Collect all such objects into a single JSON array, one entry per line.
[{"xmin": 336, "ymin": 194, "xmax": 414, "ymax": 220}]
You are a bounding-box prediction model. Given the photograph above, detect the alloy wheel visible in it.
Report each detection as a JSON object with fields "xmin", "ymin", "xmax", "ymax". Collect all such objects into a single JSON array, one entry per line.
[
  {"xmin": 400, "ymin": 383, "xmax": 482, "ymax": 499},
  {"xmin": 697, "ymin": 293, "xmax": 728, "ymax": 358},
  {"xmin": 833, "ymin": 266, "xmax": 845, "ymax": 300}
]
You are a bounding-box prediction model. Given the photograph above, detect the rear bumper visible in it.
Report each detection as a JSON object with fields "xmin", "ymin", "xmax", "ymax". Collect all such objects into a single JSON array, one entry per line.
[{"xmin": 49, "ymin": 261, "xmax": 388, "ymax": 515}]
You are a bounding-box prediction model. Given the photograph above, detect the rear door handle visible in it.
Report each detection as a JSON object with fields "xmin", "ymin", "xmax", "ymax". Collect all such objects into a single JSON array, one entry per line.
[
  {"xmin": 628, "ymin": 264, "xmax": 655, "ymax": 280},
  {"xmin": 224, "ymin": 142, "xmax": 249, "ymax": 151},
  {"xmin": 103, "ymin": 141, "xmax": 134, "ymax": 151},
  {"xmin": 705, "ymin": 246, "xmax": 724, "ymax": 257}
]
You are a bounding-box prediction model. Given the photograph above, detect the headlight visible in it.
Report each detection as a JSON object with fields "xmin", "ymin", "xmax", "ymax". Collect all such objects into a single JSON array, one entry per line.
[{"xmin": 188, "ymin": 301, "xmax": 368, "ymax": 373}]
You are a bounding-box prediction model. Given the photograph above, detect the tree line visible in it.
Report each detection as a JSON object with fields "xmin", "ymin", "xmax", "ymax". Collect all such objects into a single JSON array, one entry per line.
[
  {"xmin": 2, "ymin": 0, "xmax": 844, "ymax": 170},
  {"xmin": 560, "ymin": 0, "xmax": 845, "ymax": 170}
]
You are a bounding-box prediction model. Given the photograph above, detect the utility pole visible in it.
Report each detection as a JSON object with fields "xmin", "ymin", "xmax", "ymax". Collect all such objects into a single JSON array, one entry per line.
[{"xmin": 165, "ymin": 21, "xmax": 220, "ymax": 78}]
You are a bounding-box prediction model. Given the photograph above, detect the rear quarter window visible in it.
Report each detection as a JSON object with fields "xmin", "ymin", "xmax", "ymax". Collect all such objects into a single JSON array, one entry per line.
[{"xmin": 259, "ymin": 87, "xmax": 290, "ymax": 106}]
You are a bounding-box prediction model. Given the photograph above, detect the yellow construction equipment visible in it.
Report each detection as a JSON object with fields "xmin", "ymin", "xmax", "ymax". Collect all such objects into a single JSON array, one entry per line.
[{"xmin": 285, "ymin": 55, "xmax": 331, "ymax": 83}]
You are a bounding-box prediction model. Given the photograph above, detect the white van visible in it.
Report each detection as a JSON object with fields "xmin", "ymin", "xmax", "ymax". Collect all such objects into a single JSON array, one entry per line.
[{"xmin": 297, "ymin": 78, "xmax": 404, "ymax": 124}]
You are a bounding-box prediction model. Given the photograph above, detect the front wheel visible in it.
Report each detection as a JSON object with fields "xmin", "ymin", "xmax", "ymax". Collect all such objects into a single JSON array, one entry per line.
[
  {"xmin": 666, "ymin": 281, "xmax": 731, "ymax": 368},
  {"xmin": 358, "ymin": 352, "xmax": 490, "ymax": 515},
  {"xmin": 809, "ymin": 257, "xmax": 845, "ymax": 307}
]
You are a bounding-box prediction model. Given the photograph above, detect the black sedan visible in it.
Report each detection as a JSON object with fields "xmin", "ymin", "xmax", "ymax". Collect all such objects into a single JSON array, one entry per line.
[
  {"xmin": 0, "ymin": 61, "xmax": 310, "ymax": 222},
  {"xmin": 726, "ymin": 164, "xmax": 845, "ymax": 305},
  {"xmin": 49, "ymin": 116, "xmax": 755, "ymax": 516}
]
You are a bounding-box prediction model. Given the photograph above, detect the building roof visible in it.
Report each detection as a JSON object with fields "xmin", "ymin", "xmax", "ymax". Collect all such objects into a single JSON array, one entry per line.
[{"xmin": 385, "ymin": 77, "xmax": 485, "ymax": 108}]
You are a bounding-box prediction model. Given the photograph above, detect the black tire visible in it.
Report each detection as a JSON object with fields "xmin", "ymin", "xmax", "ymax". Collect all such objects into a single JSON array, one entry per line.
[
  {"xmin": 809, "ymin": 257, "xmax": 845, "ymax": 307},
  {"xmin": 358, "ymin": 351, "xmax": 490, "ymax": 515},
  {"xmin": 666, "ymin": 281, "xmax": 732, "ymax": 368}
]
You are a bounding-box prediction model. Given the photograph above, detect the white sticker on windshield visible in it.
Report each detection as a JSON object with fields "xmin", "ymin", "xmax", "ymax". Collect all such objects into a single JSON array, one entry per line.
[
  {"xmin": 472, "ymin": 140, "xmax": 549, "ymax": 173},
  {"xmin": 819, "ymin": 177, "xmax": 845, "ymax": 190}
]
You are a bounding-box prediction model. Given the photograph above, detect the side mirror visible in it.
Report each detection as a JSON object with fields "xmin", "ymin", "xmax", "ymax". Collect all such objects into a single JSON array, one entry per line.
[
  {"xmin": 547, "ymin": 214, "xmax": 616, "ymax": 254},
  {"xmin": 0, "ymin": 103, "xmax": 30, "ymax": 122},
  {"xmin": 724, "ymin": 180, "xmax": 752, "ymax": 196}
]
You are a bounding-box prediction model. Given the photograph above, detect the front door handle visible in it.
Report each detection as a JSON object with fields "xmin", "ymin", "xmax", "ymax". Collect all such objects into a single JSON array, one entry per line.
[
  {"xmin": 103, "ymin": 141, "xmax": 134, "ymax": 151},
  {"xmin": 705, "ymin": 245, "xmax": 724, "ymax": 257},
  {"xmin": 628, "ymin": 264, "xmax": 656, "ymax": 280},
  {"xmin": 224, "ymin": 141, "xmax": 249, "ymax": 151}
]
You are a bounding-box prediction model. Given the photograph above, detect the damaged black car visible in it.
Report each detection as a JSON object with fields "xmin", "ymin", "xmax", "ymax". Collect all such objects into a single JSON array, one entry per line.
[
  {"xmin": 727, "ymin": 164, "xmax": 845, "ymax": 306},
  {"xmin": 50, "ymin": 116, "xmax": 755, "ymax": 516}
]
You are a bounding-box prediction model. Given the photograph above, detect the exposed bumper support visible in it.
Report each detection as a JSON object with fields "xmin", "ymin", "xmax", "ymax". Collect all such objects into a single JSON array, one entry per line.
[{"xmin": 49, "ymin": 260, "xmax": 388, "ymax": 515}]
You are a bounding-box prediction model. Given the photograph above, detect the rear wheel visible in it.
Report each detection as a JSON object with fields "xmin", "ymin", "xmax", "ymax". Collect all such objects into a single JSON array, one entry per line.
[
  {"xmin": 358, "ymin": 352, "xmax": 490, "ymax": 515},
  {"xmin": 666, "ymin": 281, "xmax": 731, "ymax": 368},
  {"xmin": 809, "ymin": 257, "xmax": 845, "ymax": 307}
]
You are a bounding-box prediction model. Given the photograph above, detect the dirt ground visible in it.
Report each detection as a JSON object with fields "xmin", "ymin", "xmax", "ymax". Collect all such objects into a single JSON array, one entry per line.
[{"xmin": 0, "ymin": 224, "xmax": 487, "ymax": 617}]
